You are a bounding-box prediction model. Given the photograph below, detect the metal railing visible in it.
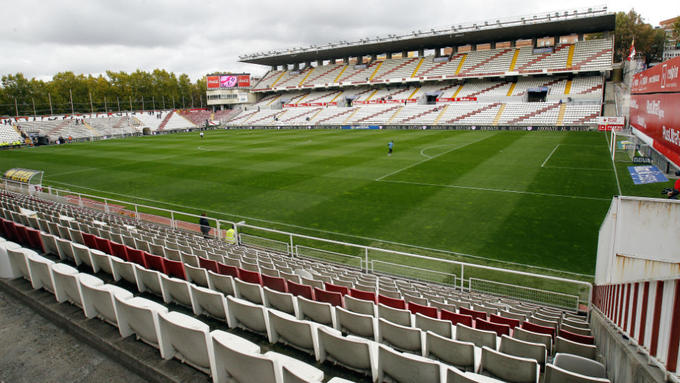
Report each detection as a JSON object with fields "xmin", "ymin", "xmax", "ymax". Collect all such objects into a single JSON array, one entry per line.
[{"xmin": 2, "ymin": 178, "xmax": 593, "ymax": 312}]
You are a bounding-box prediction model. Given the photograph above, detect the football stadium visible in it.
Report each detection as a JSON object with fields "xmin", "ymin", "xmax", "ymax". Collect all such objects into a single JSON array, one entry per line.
[{"xmin": 0, "ymin": 4, "xmax": 679, "ymax": 383}]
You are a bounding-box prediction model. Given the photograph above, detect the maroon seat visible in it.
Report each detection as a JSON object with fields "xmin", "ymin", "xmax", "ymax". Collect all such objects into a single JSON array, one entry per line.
[
  {"xmin": 324, "ymin": 282, "xmax": 349, "ymax": 296},
  {"xmin": 559, "ymin": 328, "xmax": 594, "ymax": 345},
  {"xmin": 0, "ymin": 219, "xmax": 8, "ymax": 237},
  {"xmin": 440, "ymin": 309, "xmax": 474, "ymax": 327},
  {"xmin": 144, "ymin": 253, "xmax": 166, "ymax": 273},
  {"xmin": 238, "ymin": 268, "xmax": 262, "ymax": 285},
  {"xmin": 126, "ymin": 247, "xmax": 146, "ymax": 267},
  {"xmin": 349, "ymin": 288, "xmax": 376, "ymax": 302},
  {"xmin": 287, "ymin": 280, "xmax": 315, "ymax": 300},
  {"xmin": 217, "ymin": 263, "xmax": 240, "ymax": 278},
  {"xmin": 25, "ymin": 228, "xmax": 44, "ymax": 252},
  {"xmin": 408, "ymin": 301, "xmax": 438, "ymax": 318},
  {"xmin": 95, "ymin": 237, "xmax": 113, "ymax": 255},
  {"xmin": 489, "ymin": 314, "xmax": 520, "ymax": 329},
  {"xmin": 459, "ymin": 307, "xmax": 487, "ymax": 321},
  {"xmin": 262, "ymin": 274, "xmax": 287, "ymax": 293},
  {"xmin": 378, "ymin": 294, "xmax": 406, "ymax": 310},
  {"xmin": 475, "ymin": 318, "xmax": 511, "ymax": 337},
  {"xmin": 81, "ymin": 232, "xmax": 98, "ymax": 250},
  {"xmin": 14, "ymin": 224, "xmax": 30, "ymax": 247},
  {"xmin": 314, "ymin": 288, "xmax": 343, "ymax": 307},
  {"xmin": 109, "ymin": 242, "xmax": 129, "ymax": 261},
  {"xmin": 198, "ymin": 257, "xmax": 219, "ymax": 273},
  {"xmin": 4, "ymin": 220, "xmax": 20, "ymax": 242},
  {"xmin": 522, "ymin": 321, "xmax": 556, "ymax": 339},
  {"xmin": 163, "ymin": 259, "xmax": 186, "ymax": 280}
]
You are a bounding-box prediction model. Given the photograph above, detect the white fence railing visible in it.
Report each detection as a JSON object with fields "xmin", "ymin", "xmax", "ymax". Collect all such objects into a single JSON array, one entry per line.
[{"xmin": 2, "ymin": 179, "xmax": 593, "ymax": 311}]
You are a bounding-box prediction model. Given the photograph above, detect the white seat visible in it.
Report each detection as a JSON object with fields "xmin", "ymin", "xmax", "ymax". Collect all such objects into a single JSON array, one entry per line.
[
  {"xmin": 184, "ymin": 263, "xmax": 210, "ymax": 288},
  {"xmin": 553, "ymin": 353, "xmax": 606, "ymax": 378},
  {"xmin": 316, "ymin": 326, "xmax": 377, "ymax": 380},
  {"xmin": 90, "ymin": 250, "xmax": 116, "ymax": 279},
  {"xmin": 456, "ymin": 324, "xmax": 497, "ymax": 349},
  {"xmin": 157, "ymin": 311, "xmax": 215, "ymax": 374},
  {"xmin": 378, "ymin": 318, "xmax": 423, "ymax": 354},
  {"xmin": 378, "ymin": 344, "xmax": 442, "ymax": 383},
  {"xmin": 415, "ymin": 312, "xmax": 452, "ymax": 338},
  {"xmin": 135, "ymin": 265, "xmax": 164, "ymax": 295},
  {"xmin": 55, "ymin": 237, "xmax": 77, "ymax": 264},
  {"xmin": 208, "ymin": 270, "xmax": 235, "ymax": 296},
  {"xmin": 39, "ymin": 232, "xmax": 61, "ymax": 258},
  {"xmin": 7, "ymin": 247, "xmax": 33, "ymax": 281},
  {"xmin": 266, "ymin": 351, "xmax": 324, "ymax": 383},
  {"xmin": 26, "ymin": 253, "xmax": 55, "ymax": 292},
  {"xmin": 336, "ymin": 306, "xmax": 377, "ymax": 339},
  {"xmin": 234, "ymin": 277, "xmax": 264, "ymax": 304},
  {"xmin": 190, "ymin": 284, "xmax": 228, "ymax": 320},
  {"xmin": 446, "ymin": 366, "xmax": 505, "ymax": 383},
  {"xmin": 263, "ymin": 286, "xmax": 297, "ymax": 315},
  {"xmin": 52, "ymin": 264, "xmax": 103, "ymax": 306},
  {"xmin": 211, "ymin": 330, "xmax": 274, "ymax": 383},
  {"xmin": 555, "ymin": 336, "xmax": 597, "ymax": 360},
  {"xmin": 544, "ymin": 363, "xmax": 610, "ymax": 383},
  {"xmin": 378, "ymin": 303, "xmax": 412, "ymax": 326},
  {"xmin": 297, "ymin": 296, "xmax": 335, "ymax": 326},
  {"xmin": 226, "ymin": 295, "xmax": 269, "ymax": 335},
  {"xmin": 110, "ymin": 257, "xmax": 137, "ymax": 285},
  {"xmin": 71, "ymin": 243, "xmax": 94, "ymax": 270},
  {"xmin": 0, "ymin": 241, "xmax": 24, "ymax": 279},
  {"xmin": 499, "ymin": 334, "xmax": 547, "ymax": 368},
  {"xmin": 267, "ymin": 310, "xmax": 318, "ymax": 357},
  {"xmin": 479, "ymin": 346, "xmax": 539, "ymax": 383},
  {"xmin": 513, "ymin": 326, "xmax": 552, "ymax": 355},
  {"xmin": 81, "ymin": 282, "xmax": 133, "ymax": 325},
  {"xmin": 344, "ymin": 295, "xmax": 376, "ymax": 316},
  {"xmin": 425, "ymin": 331, "xmax": 478, "ymax": 372},
  {"xmin": 114, "ymin": 296, "xmax": 168, "ymax": 348},
  {"xmin": 160, "ymin": 274, "xmax": 193, "ymax": 307}
]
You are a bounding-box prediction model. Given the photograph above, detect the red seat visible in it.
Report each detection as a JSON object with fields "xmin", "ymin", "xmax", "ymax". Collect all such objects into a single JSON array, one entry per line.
[
  {"xmin": 475, "ymin": 318, "xmax": 511, "ymax": 337},
  {"xmin": 238, "ymin": 268, "xmax": 262, "ymax": 285},
  {"xmin": 4, "ymin": 220, "xmax": 20, "ymax": 242},
  {"xmin": 287, "ymin": 280, "xmax": 315, "ymax": 300},
  {"xmin": 262, "ymin": 274, "xmax": 287, "ymax": 293},
  {"xmin": 25, "ymin": 228, "xmax": 44, "ymax": 252},
  {"xmin": 14, "ymin": 224, "xmax": 30, "ymax": 247},
  {"xmin": 459, "ymin": 307, "xmax": 487, "ymax": 321},
  {"xmin": 522, "ymin": 321, "xmax": 556, "ymax": 339},
  {"xmin": 81, "ymin": 232, "xmax": 98, "ymax": 249},
  {"xmin": 0, "ymin": 219, "xmax": 8, "ymax": 237},
  {"xmin": 559, "ymin": 329, "xmax": 594, "ymax": 345},
  {"xmin": 408, "ymin": 301, "xmax": 438, "ymax": 318},
  {"xmin": 324, "ymin": 282, "xmax": 350, "ymax": 296},
  {"xmin": 95, "ymin": 237, "xmax": 113, "ymax": 255},
  {"xmin": 198, "ymin": 257, "xmax": 219, "ymax": 273},
  {"xmin": 314, "ymin": 288, "xmax": 343, "ymax": 307},
  {"xmin": 217, "ymin": 263, "xmax": 239, "ymax": 278},
  {"xmin": 378, "ymin": 294, "xmax": 406, "ymax": 310},
  {"xmin": 349, "ymin": 288, "xmax": 376, "ymax": 302},
  {"xmin": 126, "ymin": 247, "xmax": 146, "ymax": 267},
  {"xmin": 109, "ymin": 242, "xmax": 129, "ymax": 261},
  {"xmin": 144, "ymin": 253, "xmax": 166, "ymax": 273},
  {"xmin": 489, "ymin": 314, "xmax": 520, "ymax": 329},
  {"xmin": 163, "ymin": 259, "xmax": 186, "ymax": 280},
  {"xmin": 440, "ymin": 309, "xmax": 474, "ymax": 327}
]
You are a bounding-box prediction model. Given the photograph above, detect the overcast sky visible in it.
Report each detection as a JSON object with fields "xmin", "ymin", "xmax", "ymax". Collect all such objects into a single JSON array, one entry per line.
[{"xmin": 0, "ymin": 0, "xmax": 677, "ymax": 82}]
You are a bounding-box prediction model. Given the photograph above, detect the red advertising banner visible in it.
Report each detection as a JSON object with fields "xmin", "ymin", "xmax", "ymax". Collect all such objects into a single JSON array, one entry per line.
[
  {"xmin": 206, "ymin": 76, "xmax": 219, "ymax": 89},
  {"xmin": 237, "ymin": 75, "xmax": 250, "ymax": 88},
  {"xmin": 631, "ymin": 55, "xmax": 680, "ymax": 94},
  {"xmin": 630, "ymin": 92, "xmax": 680, "ymax": 166},
  {"xmin": 596, "ymin": 116, "xmax": 625, "ymax": 131},
  {"xmin": 352, "ymin": 99, "xmax": 418, "ymax": 105},
  {"xmin": 283, "ymin": 102, "xmax": 338, "ymax": 108}
]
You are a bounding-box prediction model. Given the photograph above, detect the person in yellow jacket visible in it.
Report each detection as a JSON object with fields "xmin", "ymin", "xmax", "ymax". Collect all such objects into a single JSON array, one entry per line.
[{"xmin": 225, "ymin": 228, "xmax": 236, "ymax": 244}]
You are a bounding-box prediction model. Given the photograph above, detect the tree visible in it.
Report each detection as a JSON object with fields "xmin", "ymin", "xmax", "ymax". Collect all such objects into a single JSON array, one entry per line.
[{"xmin": 608, "ymin": 10, "xmax": 667, "ymax": 63}]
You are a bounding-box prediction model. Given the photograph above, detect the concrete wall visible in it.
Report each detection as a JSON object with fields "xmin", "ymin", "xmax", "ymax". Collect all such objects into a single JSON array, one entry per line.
[{"xmin": 591, "ymin": 308, "xmax": 668, "ymax": 383}]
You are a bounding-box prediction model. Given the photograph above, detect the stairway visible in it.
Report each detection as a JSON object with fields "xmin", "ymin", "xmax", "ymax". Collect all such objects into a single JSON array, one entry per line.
[
  {"xmin": 446, "ymin": 103, "xmax": 501, "ymax": 124},
  {"xmin": 157, "ymin": 111, "xmax": 174, "ymax": 131},
  {"xmin": 507, "ymin": 103, "xmax": 561, "ymax": 125}
]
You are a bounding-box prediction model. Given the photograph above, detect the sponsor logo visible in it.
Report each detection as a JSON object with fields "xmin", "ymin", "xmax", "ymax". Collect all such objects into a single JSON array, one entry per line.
[
  {"xmin": 663, "ymin": 126, "xmax": 680, "ymax": 147},
  {"xmin": 667, "ymin": 65, "xmax": 679, "ymax": 81},
  {"xmin": 645, "ymin": 100, "xmax": 664, "ymax": 119}
]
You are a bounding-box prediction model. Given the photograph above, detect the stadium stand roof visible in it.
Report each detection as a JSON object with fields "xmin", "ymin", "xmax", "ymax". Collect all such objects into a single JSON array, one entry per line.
[{"xmin": 240, "ymin": 6, "xmax": 615, "ymax": 67}]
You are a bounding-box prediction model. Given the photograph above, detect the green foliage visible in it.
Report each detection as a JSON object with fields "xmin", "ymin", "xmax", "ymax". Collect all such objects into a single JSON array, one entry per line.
[
  {"xmin": 610, "ymin": 10, "xmax": 666, "ymax": 62},
  {"xmin": 0, "ymin": 70, "xmax": 208, "ymax": 116}
]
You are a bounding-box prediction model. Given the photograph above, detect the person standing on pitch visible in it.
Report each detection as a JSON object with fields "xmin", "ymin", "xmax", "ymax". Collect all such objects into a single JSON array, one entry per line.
[
  {"xmin": 200, "ymin": 130, "xmax": 204, "ymax": 139},
  {"xmin": 388, "ymin": 140, "xmax": 394, "ymax": 156}
]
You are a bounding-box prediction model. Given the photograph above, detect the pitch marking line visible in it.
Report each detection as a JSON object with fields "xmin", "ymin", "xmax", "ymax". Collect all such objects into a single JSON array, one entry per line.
[
  {"xmin": 379, "ymin": 179, "xmax": 610, "ymax": 201},
  {"xmin": 603, "ymin": 132, "xmax": 622, "ymax": 195},
  {"xmin": 543, "ymin": 166, "xmax": 611, "ymax": 172},
  {"xmin": 376, "ymin": 133, "xmax": 496, "ymax": 181},
  {"xmin": 541, "ymin": 144, "xmax": 560, "ymax": 168},
  {"xmin": 43, "ymin": 179, "xmax": 591, "ymax": 277}
]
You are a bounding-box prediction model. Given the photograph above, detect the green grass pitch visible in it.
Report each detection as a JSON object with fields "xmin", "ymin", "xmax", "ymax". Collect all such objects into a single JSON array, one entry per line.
[{"xmin": 0, "ymin": 129, "xmax": 670, "ymax": 278}]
